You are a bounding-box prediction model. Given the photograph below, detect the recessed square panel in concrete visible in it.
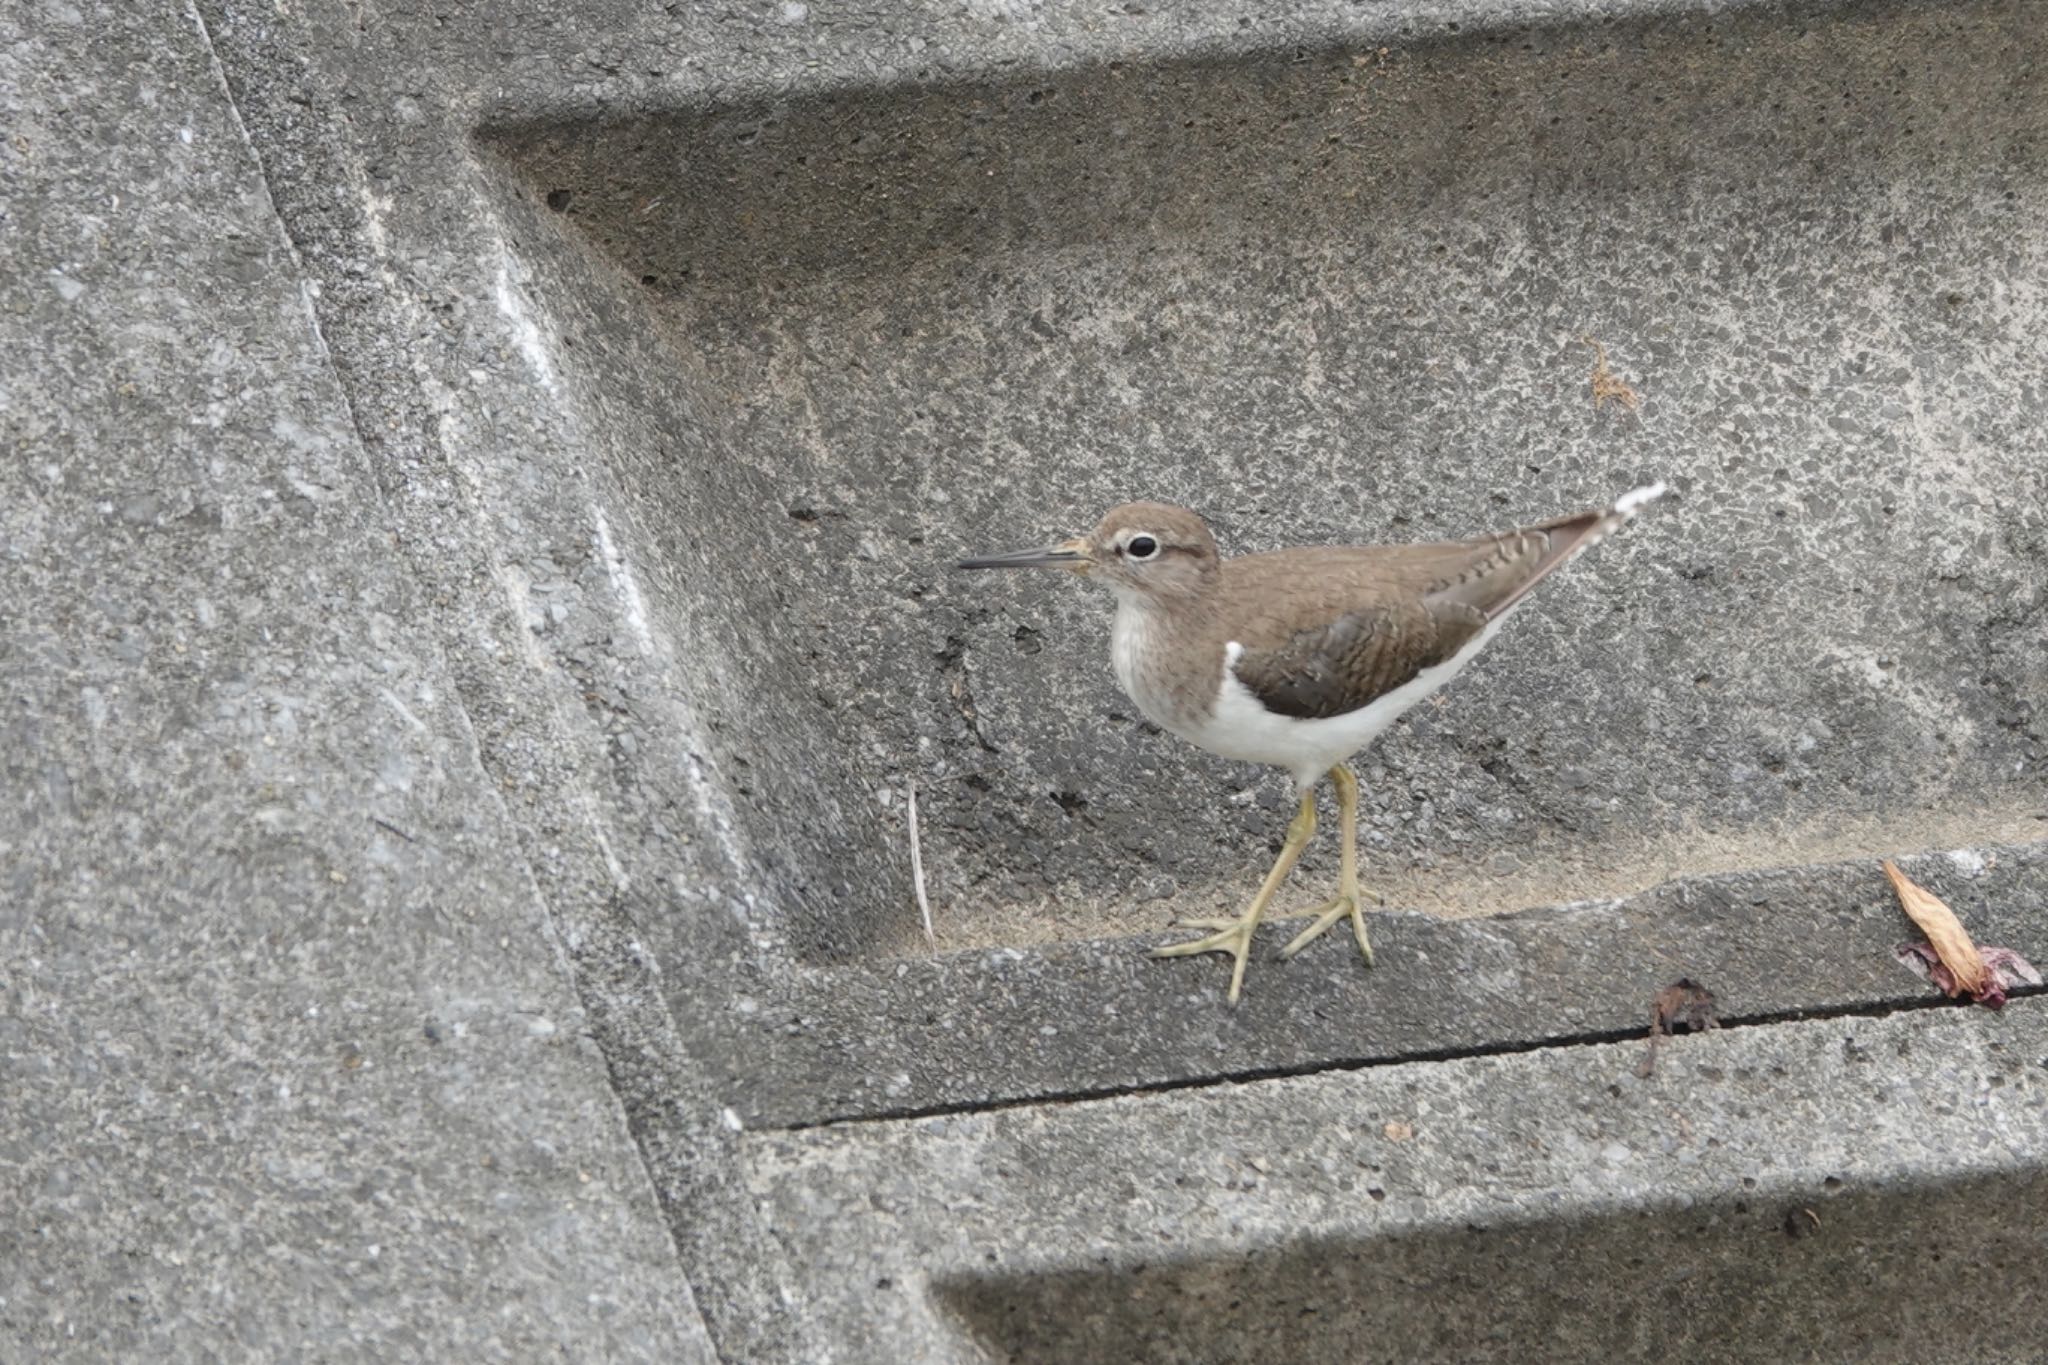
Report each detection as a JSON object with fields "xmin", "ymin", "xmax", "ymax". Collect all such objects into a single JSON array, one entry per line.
[
  {"xmin": 746, "ymin": 1001, "xmax": 2048, "ymax": 1362},
  {"xmin": 480, "ymin": 1, "xmax": 2046, "ymax": 978}
]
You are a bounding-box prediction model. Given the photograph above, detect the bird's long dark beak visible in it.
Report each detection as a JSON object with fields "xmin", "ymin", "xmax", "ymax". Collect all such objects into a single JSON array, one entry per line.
[{"xmin": 955, "ymin": 537, "xmax": 1093, "ymax": 573}]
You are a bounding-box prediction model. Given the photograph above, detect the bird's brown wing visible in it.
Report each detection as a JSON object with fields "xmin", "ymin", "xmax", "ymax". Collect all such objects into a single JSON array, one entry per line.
[
  {"xmin": 1224, "ymin": 518, "xmax": 1600, "ymax": 721},
  {"xmin": 1227, "ymin": 596, "xmax": 1487, "ymax": 720}
]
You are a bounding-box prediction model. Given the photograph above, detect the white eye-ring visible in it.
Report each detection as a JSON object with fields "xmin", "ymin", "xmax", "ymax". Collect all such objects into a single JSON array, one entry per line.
[{"xmin": 1124, "ymin": 533, "xmax": 1160, "ymax": 561}]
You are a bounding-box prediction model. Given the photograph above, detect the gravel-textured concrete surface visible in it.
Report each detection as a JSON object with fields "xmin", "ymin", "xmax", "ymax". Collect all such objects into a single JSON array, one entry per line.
[
  {"xmin": 176, "ymin": 0, "xmax": 2048, "ymax": 1090},
  {"xmin": 713, "ymin": 841, "xmax": 2048, "ymax": 1126},
  {"xmin": 482, "ymin": 0, "xmax": 2048, "ymax": 959},
  {"xmin": 0, "ymin": 6, "xmax": 711, "ymax": 1359},
  {"xmin": 6, "ymin": 0, "xmax": 2044, "ymax": 1357},
  {"xmin": 748, "ymin": 999, "xmax": 2048, "ymax": 1362}
]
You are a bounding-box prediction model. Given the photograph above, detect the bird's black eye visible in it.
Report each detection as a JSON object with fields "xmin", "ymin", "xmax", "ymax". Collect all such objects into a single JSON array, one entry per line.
[{"xmin": 1125, "ymin": 535, "xmax": 1160, "ymax": 560}]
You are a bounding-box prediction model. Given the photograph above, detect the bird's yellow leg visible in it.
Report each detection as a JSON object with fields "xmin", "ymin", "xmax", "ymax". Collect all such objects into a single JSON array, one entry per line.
[
  {"xmin": 1277, "ymin": 764, "xmax": 1377, "ymax": 968},
  {"xmin": 1153, "ymin": 789, "xmax": 1317, "ymax": 1003}
]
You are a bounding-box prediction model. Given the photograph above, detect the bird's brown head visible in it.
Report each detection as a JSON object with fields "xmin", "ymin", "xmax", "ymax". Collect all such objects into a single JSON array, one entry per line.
[{"xmin": 957, "ymin": 501, "xmax": 1220, "ymax": 603}]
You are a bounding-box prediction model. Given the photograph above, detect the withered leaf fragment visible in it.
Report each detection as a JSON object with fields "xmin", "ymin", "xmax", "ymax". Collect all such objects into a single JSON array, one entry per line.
[
  {"xmin": 1638, "ymin": 978, "xmax": 1719, "ymax": 1078},
  {"xmin": 1883, "ymin": 860, "xmax": 2042, "ymax": 1009},
  {"xmin": 1584, "ymin": 336, "xmax": 1641, "ymax": 412},
  {"xmin": 1882, "ymin": 860, "xmax": 1988, "ymax": 996},
  {"xmin": 1893, "ymin": 943, "xmax": 2043, "ymax": 1011}
]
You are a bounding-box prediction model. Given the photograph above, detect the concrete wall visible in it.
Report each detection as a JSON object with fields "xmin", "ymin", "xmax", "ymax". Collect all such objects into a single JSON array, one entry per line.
[{"xmin": 5, "ymin": 0, "xmax": 2044, "ymax": 1359}]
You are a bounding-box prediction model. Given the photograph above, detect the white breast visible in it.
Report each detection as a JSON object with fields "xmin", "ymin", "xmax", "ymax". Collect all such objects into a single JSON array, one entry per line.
[
  {"xmin": 1109, "ymin": 599, "xmax": 1152, "ymax": 710},
  {"xmin": 1110, "ymin": 598, "xmax": 1195, "ymax": 739},
  {"xmin": 1109, "ymin": 597, "xmax": 1213, "ymax": 744}
]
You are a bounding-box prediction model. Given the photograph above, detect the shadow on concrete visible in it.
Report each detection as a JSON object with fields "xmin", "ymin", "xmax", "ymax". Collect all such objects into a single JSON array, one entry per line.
[{"xmin": 937, "ymin": 1167, "xmax": 2048, "ymax": 1362}]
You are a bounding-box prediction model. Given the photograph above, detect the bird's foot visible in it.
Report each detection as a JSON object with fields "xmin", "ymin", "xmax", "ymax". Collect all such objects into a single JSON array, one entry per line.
[
  {"xmin": 1153, "ymin": 912, "xmax": 1264, "ymax": 1004},
  {"xmin": 1162, "ymin": 913, "xmax": 1257, "ymax": 933},
  {"xmin": 1268, "ymin": 883, "xmax": 1385, "ymax": 916},
  {"xmin": 1275, "ymin": 890, "xmax": 1377, "ymax": 968}
]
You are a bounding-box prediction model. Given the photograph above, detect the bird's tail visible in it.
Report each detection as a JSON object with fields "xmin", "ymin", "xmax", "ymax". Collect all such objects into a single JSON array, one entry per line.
[{"xmin": 1486, "ymin": 481, "xmax": 1670, "ymax": 618}]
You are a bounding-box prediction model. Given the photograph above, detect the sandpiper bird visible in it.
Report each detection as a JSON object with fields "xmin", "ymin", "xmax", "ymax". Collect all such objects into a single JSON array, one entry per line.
[{"xmin": 957, "ymin": 482, "xmax": 1667, "ymax": 1002}]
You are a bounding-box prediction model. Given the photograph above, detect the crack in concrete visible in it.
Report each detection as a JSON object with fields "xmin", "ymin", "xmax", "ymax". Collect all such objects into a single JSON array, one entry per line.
[{"xmin": 776, "ymin": 984, "xmax": 2048, "ymax": 1133}]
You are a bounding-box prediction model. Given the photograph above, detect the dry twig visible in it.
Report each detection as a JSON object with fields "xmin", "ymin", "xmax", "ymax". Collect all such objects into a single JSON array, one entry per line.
[
  {"xmin": 1583, "ymin": 336, "xmax": 1640, "ymax": 412},
  {"xmin": 907, "ymin": 782, "xmax": 935, "ymax": 956}
]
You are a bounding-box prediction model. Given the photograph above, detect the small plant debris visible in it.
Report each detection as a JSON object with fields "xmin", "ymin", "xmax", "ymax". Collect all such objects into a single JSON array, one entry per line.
[
  {"xmin": 1883, "ymin": 860, "xmax": 2041, "ymax": 1009},
  {"xmin": 1638, "ymin": 978, "xmax": 1719, "ymax": 1078},
  {"xmin": 1783, "ymin": 1206, "xmax": 1823, "ymax": 1240},
  {"xmin": 907, "ymin": 781, "xmax": 935, "ymax": 956},
  {"xmin": 1583, "ymin": 336, "xmax": 1640, "ymax": 412}
]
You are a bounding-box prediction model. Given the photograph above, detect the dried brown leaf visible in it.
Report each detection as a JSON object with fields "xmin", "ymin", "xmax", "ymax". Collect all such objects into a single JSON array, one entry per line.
[
  {"xmin": 1882, "ymin": 860, "xmax": 1989, "ymax": 998},
  {"xmin": 1639, "ymin": 978, "xmax": 1719, "ymax": 1077}
]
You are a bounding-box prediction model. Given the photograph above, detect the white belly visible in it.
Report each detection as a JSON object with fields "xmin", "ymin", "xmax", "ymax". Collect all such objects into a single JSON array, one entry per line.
[{"xmin": 1185, "ymin": 619, "xmax": 1511, "ymax": 793}]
